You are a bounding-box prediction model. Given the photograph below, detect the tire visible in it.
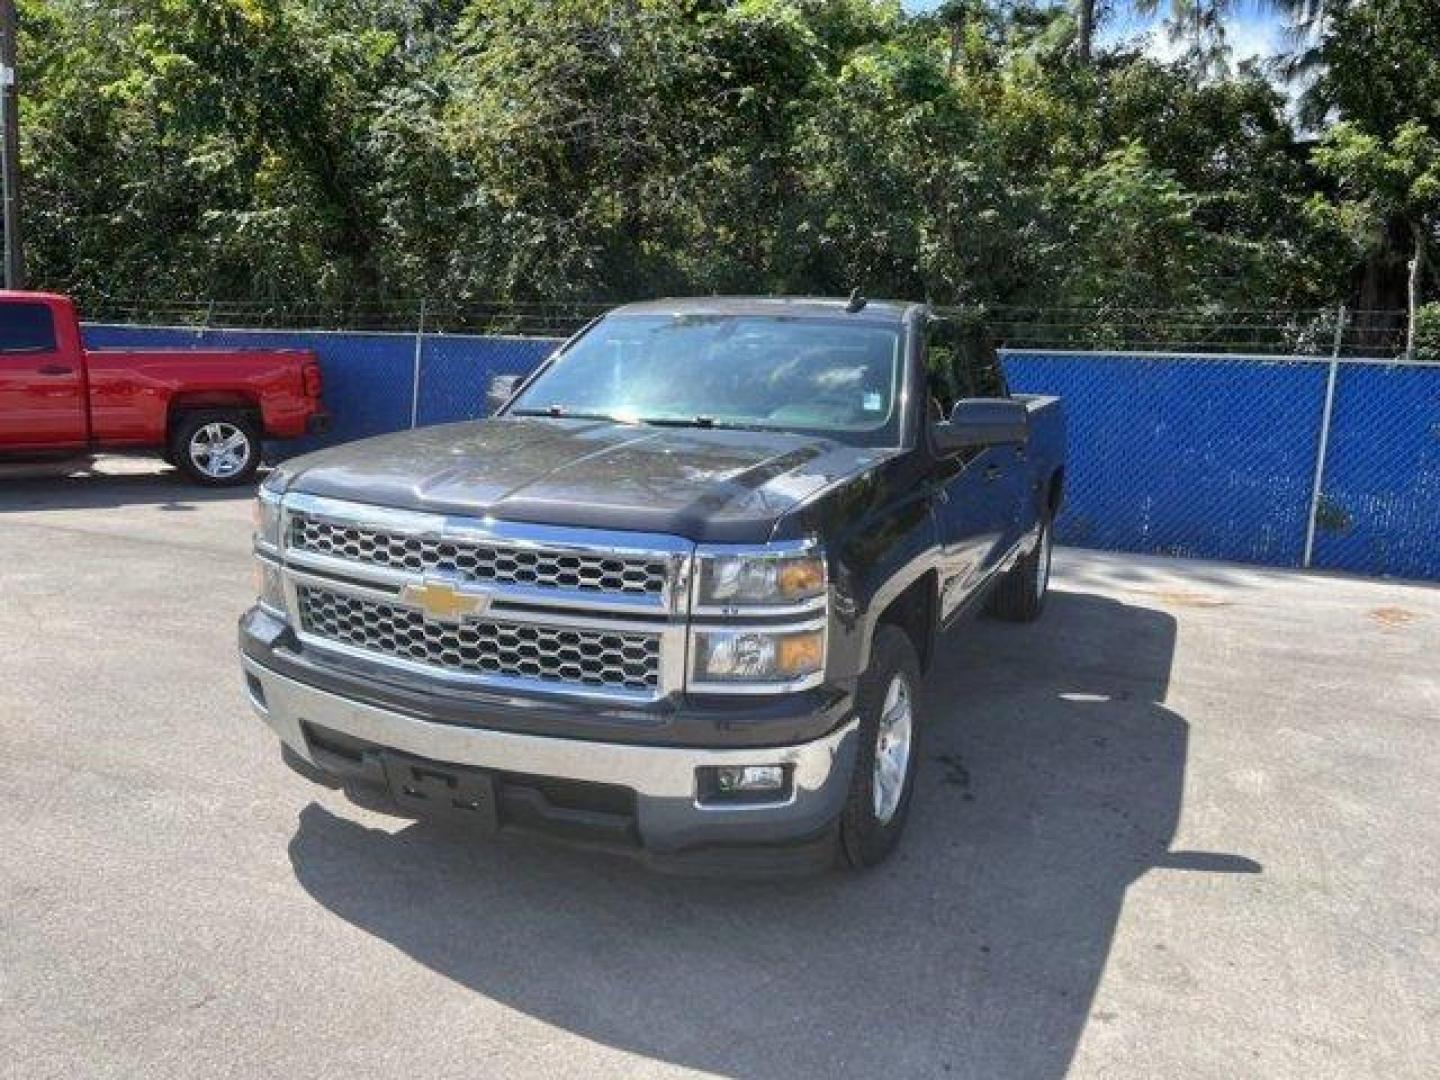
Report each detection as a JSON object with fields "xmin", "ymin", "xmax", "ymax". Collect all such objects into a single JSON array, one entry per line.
[
  {"xmin": 839, "ymin": 623, "xmax": 924, "ymax": 869},
  {"xmin": 987, "ymin": 512, "xmax": 1053, "ymax": 622},
  {"xmin": 170, "ymin": 410, "xmax": 262, "ymax": 486}
]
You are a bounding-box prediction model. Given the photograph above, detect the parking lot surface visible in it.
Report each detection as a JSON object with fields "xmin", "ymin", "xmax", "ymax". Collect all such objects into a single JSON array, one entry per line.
[{"xmin": 2, "ymin": 458, "xmax": 1438, "ymax": 1080}]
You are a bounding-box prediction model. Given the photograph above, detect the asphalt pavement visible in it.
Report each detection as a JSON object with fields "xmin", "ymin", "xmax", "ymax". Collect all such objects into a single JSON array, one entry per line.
[{"xmin": 2, "ymin": 457, "xmax": 1437, "ymax": 1079}]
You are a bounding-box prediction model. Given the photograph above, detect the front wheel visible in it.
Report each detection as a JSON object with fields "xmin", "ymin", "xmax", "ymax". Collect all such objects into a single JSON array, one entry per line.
[
  {"xmin": 839, "ymin": 624, "xmax": 923, "ymax": 869},
  {"xmin": 171, "ymin": 411, "xmax": 261, "ymax": 486}
]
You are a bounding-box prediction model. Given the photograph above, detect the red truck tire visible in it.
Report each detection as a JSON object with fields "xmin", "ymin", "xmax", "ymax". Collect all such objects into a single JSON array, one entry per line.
[{"xmin": 169, "ymin": 410, "xmax": 262, "ymax": 486}]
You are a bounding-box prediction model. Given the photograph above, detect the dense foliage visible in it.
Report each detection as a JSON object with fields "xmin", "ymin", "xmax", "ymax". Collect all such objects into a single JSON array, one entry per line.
[{"xmin": 10, "ymin": 0, "xmax": 1439, "ymax": 332}]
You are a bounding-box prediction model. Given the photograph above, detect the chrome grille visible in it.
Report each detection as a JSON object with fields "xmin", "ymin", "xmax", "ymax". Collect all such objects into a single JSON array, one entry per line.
[
  {"xmin": 290, "ymin": 514, "xmax": 667, "ymax": 597},
  {"xmin": 296, "ymin": 585, "xmax": 661, "ymax": 693}
]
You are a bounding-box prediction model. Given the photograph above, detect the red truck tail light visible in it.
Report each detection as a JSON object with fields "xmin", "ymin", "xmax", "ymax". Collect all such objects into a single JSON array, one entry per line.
[{"xmin": 302, "ymin": 361, "xmax": 323, "ymax": 398}]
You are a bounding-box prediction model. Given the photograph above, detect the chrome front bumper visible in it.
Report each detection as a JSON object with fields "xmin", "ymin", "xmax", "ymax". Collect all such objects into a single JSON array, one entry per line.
[{"xmin": 243, "ymin": 656, "xmax": 859, "ymax": 858}]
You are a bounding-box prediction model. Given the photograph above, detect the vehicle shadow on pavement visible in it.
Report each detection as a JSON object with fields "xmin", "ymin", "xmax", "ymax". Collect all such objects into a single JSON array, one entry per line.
[
  {"xmin": 0, "ymin": 463, "xmax": 256, "ymax": 512},
  {"xmin": 287, "ymin": 589, "xmax": 1261, "ymax": 1079}
]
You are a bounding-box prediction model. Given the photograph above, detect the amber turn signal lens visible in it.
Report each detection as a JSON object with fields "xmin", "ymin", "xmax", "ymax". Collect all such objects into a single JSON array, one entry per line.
[
  {"xmin": 777, "ymin": 630, "xmax": 824, "ymax": 675},
  {"xmin": 777, "ymin": 558, "xmax": 825, "ymax": 599}
]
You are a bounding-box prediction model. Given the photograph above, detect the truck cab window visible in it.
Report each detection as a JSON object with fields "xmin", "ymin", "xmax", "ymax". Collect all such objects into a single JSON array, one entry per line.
[
  {"xmin": 924, "ymin": 320, "xmax": 963, "ymax": 420},
  {"xmin": 957, "ymin": 326, "xmax": 1007, "ymax": 398},
  {"xmin": 0, "ymin": 302, "xmax": 57, "ymax": 354}
]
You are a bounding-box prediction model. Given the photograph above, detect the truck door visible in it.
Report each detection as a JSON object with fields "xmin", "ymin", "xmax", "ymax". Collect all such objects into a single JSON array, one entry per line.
[
  {"xmin": 923, "ymin": 316, "xmax": 1016, "ymax": 623},
  {"xmin": 0, "ymin": 298, "xmax": 86, "ymax": 450}
]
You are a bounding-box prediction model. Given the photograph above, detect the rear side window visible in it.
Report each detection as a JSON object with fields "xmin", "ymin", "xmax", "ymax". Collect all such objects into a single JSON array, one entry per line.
[
  {"xmin": 924, "ymin": 321, "xmax": 964, "ymax": 419},
  {"xmin": 962, "ymin": 341, "xmax": 1007, "ymax": 398},
  {"xmin": 0, "ymin": 302, "xmax": 57, "ymax": 354},
  {"xmin": 930, "ymin": 311, "xmax": 1007, "ymax": 399}
]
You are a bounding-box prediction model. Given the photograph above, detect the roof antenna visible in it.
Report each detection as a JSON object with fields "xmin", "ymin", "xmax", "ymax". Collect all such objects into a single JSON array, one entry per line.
[{"xmin": 845, "ymin": 287, "xmax": 867, "ymax": 314}]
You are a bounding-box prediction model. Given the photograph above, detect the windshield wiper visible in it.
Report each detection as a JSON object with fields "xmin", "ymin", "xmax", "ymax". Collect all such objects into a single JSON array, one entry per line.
[
  {"xmin": 509, "ymin": 406, "xmax": 636, "ymax": 423},
  {"xmin": 632, "ymin": 415, "xmax": 714, "ymax": 428},
  {"xmin": 635, "ymin": 416, "xmax": 770, "ymax": 432},
  {"xmin": 511, "ymin": 407, "xmax": 769, "ymax": 433}
]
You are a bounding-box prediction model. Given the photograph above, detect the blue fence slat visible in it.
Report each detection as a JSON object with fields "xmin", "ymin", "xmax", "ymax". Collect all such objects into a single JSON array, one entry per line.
[
  {"xmin": 1310, "ymin": 363, "xmax": 1440, "ymax": 580},
  {"xmin": 1003, "ymin": 351, "xmax": 1329, "ymax": 568},
  {"xmin": 83, "ymin": 324, "xmax": 205, "ymax": 350},
  {"xmin": 417, "ymin": 335, "xmax": 558, "ymax": 426}
]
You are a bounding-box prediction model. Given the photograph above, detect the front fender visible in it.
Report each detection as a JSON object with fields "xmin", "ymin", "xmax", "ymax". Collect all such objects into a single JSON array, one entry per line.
[{"xmin": 829, "ymin": 491, "xmax": 941, "ymax": 682}]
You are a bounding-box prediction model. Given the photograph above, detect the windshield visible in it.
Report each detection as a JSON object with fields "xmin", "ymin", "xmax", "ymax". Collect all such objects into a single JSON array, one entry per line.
[{"xmin": 508, "ymin": 313, "xmax": 904, "ymax": 446}]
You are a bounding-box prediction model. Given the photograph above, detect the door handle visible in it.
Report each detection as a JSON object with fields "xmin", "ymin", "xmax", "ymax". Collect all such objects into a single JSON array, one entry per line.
[
  {"xmin": 983, "ymin": 463, "xmax": 1003, "ymax": 482},
  {"xmin": 37, "ymin": 364, "xmax": 73, "ymax": 376}
]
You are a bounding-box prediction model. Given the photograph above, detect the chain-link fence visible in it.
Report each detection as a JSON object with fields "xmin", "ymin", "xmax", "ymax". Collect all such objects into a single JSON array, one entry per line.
[
  {"xmin": 85, "ymin": 298, "xmax": 605, "ymax": 338},
  {"xmin": 987, "ymin": 305, "xmax": 1410, "ymax": 357},
  {"xmin": 85, "ymin": 298, "xmax": 1418, "ymax": 357},
  {"xmin": 1002, "ymin": 349, "xmax": 1440, "ymax": 581}
]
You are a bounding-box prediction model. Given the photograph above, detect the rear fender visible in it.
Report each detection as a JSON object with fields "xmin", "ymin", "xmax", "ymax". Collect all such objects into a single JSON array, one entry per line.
[{"xmin": 167, "ymin": 391, "xmax": 262, "ymax": 429}]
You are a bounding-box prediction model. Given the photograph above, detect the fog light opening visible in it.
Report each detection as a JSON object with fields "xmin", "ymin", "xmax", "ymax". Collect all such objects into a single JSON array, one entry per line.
[
  {"xmin": 244, "ymin": 671, "xmax": 268, "ymax": 710},
  {"xmin": 698, "ymin": 764, "xmax": 792, "ymax": 805}
]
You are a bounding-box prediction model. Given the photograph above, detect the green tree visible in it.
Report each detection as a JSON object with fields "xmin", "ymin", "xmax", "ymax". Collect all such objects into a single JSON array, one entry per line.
[
  {"xmin": 22, "ymin": 0, "xmax": 411, "ymax": 305},
  {"xmin": 1050, "ymin": 141, "xmax": 1212, "ymax": 311},
  {"xmin": 1297, "ymin": 0, "xmax": 1440, "ymax": 341},
  {"xmin": 3, "ymin": 0, "xmax": 1389, "ymax": 326},
  {"xmin": 1312, "ymin": 121, "xmax": 1440, "ymax": 358}
]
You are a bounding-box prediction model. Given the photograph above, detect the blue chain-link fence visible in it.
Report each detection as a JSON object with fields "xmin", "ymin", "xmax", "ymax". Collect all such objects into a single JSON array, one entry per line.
[
  {"xmin": 80, "ymin": 323, "xmax": 1440, "ymax": 581},
  {"xmin": 1306, "ymin": 362, "xmax": 1440, "ymax": 580},
  {"xmin": 1002, "ymin": 350, "xmax": 1440, "ymax": 581}
]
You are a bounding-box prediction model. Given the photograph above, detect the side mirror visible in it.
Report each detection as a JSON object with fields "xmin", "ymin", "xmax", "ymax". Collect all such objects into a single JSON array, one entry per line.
[
  {"xmin": 486, "ymin": 374, "xmax": 522, "ymax": 415},
  {"xmin": 932, "ymin": 398, "xmax": 1029, "ymax": 453}
]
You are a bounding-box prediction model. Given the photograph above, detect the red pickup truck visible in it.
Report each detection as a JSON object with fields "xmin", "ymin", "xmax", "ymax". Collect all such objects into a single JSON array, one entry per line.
[{"xmin": 0, "ymin": 290, "xmax": 327, "ymax": 485}]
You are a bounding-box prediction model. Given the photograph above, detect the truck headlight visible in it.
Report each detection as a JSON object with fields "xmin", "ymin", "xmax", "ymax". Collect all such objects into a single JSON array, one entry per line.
[
  {"xmin": 693, "ymin": 627, "xmax": 825, "ymax": 685},
  {"xmin": 696, "ymin": 550, "xmax": 826, "ymax": 607},
  {"xmin": 253, "ymin": 489, "xmax": 283, "ymax": 550},
  {"xmin": 254, "ymin": 556, "xmax": 287, "ymax": 616}
]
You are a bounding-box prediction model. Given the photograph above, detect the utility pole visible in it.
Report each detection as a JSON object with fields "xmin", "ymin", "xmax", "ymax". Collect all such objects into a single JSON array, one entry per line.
[{"xmin": 0, "ymin": 0, "xmax": 24, "ymax": 289}]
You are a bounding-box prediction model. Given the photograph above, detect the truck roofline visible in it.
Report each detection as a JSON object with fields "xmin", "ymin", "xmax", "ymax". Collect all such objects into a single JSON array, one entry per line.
[
  {"xmin": 607, "ymin": 296, "xmax": 923, "ymax": 324},
  {"xmin": 0, "ymin": 289, "xmax": 75, "ymax": 305}
]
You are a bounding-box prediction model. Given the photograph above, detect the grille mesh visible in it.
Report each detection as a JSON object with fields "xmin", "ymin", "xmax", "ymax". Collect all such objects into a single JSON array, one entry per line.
[
  {"xmin": 297, "ymin": 585, "xmax": 661, "ymax": 693},
  {"xmin": 290, "ymin": 515, "xmax": 667, "ymax": 597}
]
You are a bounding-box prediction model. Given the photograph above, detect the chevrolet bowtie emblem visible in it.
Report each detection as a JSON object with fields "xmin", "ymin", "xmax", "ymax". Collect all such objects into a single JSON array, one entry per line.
[{"xmin": 399, "ymin": 579, "xmax": 490, "ymax": 623}]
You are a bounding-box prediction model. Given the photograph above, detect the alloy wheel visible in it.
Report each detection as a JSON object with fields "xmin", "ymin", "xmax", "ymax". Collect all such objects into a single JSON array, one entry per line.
[
  {"xmin": 188, "ymin": 422, "xmax": 252, "ymax": 479},
  {"xmin": 872, "ymin": 672, "xmax": 914, "ymax": 824}
]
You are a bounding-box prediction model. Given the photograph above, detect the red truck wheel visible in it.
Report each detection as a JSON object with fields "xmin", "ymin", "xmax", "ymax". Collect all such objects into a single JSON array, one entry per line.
[{"xmin": 170, "ymin": 411, "xmax": 262, "ymax": 486}]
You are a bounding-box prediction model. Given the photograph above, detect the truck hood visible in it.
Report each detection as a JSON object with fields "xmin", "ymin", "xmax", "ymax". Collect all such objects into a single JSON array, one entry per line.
[{"xmin": 281, "ymin": 417, "xmax": 896, "ymax": 543}]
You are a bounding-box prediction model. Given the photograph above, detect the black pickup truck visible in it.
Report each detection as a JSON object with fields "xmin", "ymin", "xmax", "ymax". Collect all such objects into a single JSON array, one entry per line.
[{"xmin": 240, "ymin": 297, "xmax": 1065, "ymax": 873}]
